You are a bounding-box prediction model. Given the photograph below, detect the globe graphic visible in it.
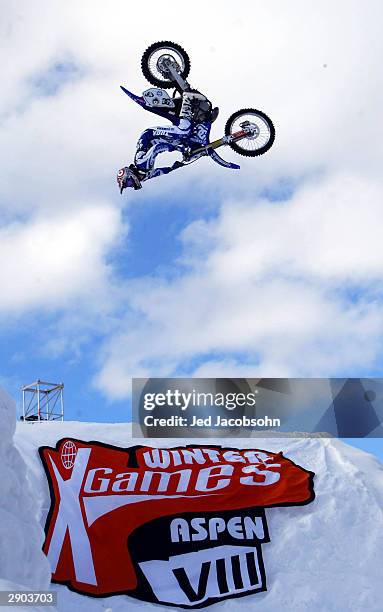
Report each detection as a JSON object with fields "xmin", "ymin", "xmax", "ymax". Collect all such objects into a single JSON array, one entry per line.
[{"xmin": 61, "ymin": 441, "xmax": 77, "ymax": 469}]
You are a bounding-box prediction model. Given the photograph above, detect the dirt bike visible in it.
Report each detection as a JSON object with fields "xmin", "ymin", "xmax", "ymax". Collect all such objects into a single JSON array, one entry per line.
[{"xmin": 119, "ymin": 41, "xmax": 275, "ymax": 187}]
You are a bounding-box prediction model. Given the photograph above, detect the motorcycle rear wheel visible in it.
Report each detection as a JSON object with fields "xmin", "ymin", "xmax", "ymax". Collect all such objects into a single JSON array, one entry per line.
[
  {"xmin": 225, "ymin": 109, "xmax": 275, "ymax": 156},
  {"xmin": 141, "ymin": 41, "xmax": 190, "ymax": 89}
]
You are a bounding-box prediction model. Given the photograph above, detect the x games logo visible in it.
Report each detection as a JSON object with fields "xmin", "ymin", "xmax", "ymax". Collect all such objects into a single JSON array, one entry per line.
[{"xmin": 39, "ymin": 441, "xmax": 315, "ymax": 608}]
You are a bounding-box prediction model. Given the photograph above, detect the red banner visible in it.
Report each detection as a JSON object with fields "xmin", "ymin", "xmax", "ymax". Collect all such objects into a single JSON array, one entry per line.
[{"xmin": 39, "ymin": 440, "xmax": 315, "ymax": 607}]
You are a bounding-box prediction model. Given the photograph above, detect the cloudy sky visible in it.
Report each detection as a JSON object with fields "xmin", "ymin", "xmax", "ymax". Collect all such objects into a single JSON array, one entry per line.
[{"xmin": 1, "ymin": 0, "xmax": 383, "ymax": 425}]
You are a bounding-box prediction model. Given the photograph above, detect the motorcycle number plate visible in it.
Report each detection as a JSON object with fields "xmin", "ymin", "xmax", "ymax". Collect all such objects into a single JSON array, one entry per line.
[{"xmin": 143, "ymin": 88, "xmax": 175, "ymax": 109}]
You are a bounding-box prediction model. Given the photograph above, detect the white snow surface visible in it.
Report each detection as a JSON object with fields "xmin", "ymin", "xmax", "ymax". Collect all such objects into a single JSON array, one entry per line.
[
  {"xmin": 0, "ymin": 389, "xmax": 51, "ymax": 598},
  {"xmin": 9, "ymin": 419, "xmax": 383, "ymax": 612}
]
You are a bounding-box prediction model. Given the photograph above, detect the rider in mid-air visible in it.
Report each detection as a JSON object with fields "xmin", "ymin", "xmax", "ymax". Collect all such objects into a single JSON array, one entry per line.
[
  {"xmin": 117, "ymin": 89, "xmax": 217, "ymax": 192},
  {"xmin": 117, "ymin": 41, "xmax": 275, "ymax": 193}
]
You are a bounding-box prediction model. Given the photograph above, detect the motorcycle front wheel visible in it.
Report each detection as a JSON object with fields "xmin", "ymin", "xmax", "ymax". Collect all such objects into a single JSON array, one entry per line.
[
  {"xmin": 225, "ymin": 109, "xmax": 275, "ymax": 156},
  {"xmin": 141, "ymin": 41, "xmax": 190, "ymax": 89}
]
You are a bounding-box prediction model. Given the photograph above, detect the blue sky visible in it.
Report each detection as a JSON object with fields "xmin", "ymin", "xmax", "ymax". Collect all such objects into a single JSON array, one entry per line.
[
  {"xmin": 1, "ymin": 1, "xmax": 383, "ymax": 464},
  {"xmin": 0, "ymin": 191, "xmax": 215, "ymax": 422}
]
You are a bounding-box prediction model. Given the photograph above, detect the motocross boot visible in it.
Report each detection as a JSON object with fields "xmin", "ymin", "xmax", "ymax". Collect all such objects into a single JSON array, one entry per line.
[
  {"xmin": 211, "ymin": 107, "xmax": 219, "ymax": 123},
  {"xmin": 178, "ymin": 91, "xmax": 207, "ymax": 129},
  {"xmin": 129, "ymin": 164, "xmax": 147, "ymax": 187}
]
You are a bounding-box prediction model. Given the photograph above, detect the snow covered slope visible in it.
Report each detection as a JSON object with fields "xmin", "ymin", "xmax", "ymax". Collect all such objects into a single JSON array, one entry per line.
[
  {"xmin": 13, "ymin": 421, "xmax": 383, "ymax": 612},
  {"xmin": 0, "ymin": 389, "xmax": 52, "ymax": 610}
]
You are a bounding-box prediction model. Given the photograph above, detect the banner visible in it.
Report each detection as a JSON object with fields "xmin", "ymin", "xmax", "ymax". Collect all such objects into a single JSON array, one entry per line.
[{"xmin": 39, "ymin": 440, "xmax": 315, "ymax": 607}]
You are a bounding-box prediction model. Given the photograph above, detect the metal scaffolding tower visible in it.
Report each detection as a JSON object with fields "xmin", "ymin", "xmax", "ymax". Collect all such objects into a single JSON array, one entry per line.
[{"xmin": 21, "ymin": 380, "xmax": 64, "ymax": 422}]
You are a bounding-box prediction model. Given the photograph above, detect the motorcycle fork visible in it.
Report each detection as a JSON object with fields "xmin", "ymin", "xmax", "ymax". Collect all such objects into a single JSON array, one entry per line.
[
  {"xmin": 192, "ymin": 129, "xmax": 248, "ymax": 155},
  {"xmin": 162, "ymin": 60, "xmax": 190, "ymax": 92}
]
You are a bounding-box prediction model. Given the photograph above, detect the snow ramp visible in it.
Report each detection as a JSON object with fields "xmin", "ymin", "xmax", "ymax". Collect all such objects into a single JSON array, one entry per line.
[{"xmin": 9, "ymin": 419, "xmax": 383, "ymax": 612}]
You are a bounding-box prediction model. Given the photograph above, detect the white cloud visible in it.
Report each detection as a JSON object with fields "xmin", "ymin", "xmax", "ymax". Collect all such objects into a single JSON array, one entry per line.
[
  {"xmin": 94, "ymin": 173, "xmax": 383, "ymax": 398},
  {"xmin": 0, "ymin": 204, "xmax": 122, "ymax": 314},
  {"xmin": 1, "ymin": 1, "xmax": 383, "ymax": 398},
  {"xmin": 2, "ymin": 0, "xmax": 382, "ymax": 211},
  {"xmin": 203, "ymin": 174, "xmax": 383, "ymax": 285}
]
